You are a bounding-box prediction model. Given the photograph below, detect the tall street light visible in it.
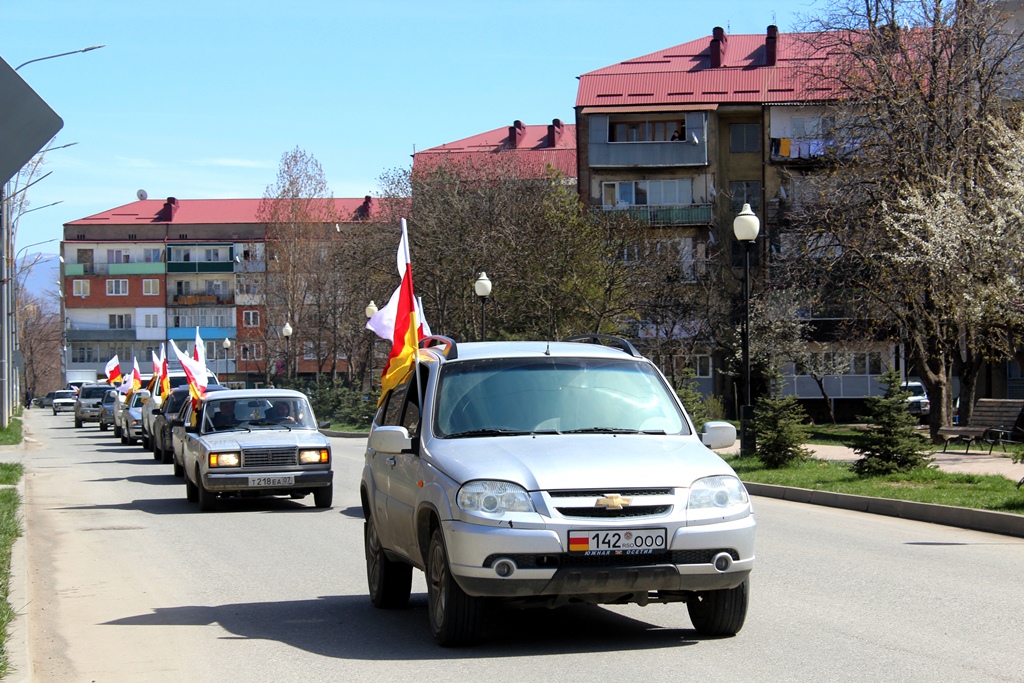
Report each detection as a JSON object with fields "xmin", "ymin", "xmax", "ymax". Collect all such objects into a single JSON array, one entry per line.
[
  {"xmin": 221, "ymin": 338, "xmax": 231, "ymax": 384},
  {"xmin": 16, "ymin": 45, "xmax": 105, "ymax": 71},
  {"xmin": 281, "ymin": 321, "xmax": 293, "ymax": 383},
  {"xmin": 474, "ymin": 272, "xmax": 492, "ymax": 341},
  {"xmin": 733, "ymin": 203, "xmax": 760, "ymax": 456},
  {"xmin": 365, "ymin": 301, "xmax": 378, "ymax": 390}
]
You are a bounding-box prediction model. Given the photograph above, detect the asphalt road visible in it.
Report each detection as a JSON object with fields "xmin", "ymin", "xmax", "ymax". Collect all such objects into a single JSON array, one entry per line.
[{"xmin": 15, "ymin": 410, "xmax": 1024, "ymax": 682}]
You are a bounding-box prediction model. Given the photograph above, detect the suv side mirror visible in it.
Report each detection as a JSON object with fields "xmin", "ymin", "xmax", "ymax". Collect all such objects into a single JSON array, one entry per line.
[
  {"xmin": 369, "ymin": 426, "xmax": 413, "ymax": 454},
  {"xmin": 700, "ymin": 421, "xmax": 737, "ymax": 450}
]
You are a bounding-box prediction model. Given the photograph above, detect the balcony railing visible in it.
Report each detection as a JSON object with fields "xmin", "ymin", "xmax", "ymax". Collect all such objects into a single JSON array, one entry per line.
[
  {"xmin": 169, "ymin": 293, "xmax": 235, "ymax": 306},
  {"xmin": 63, "ymin": 262, "xmax": 165, "ymax": 276},
  {"xmin": 599, "ymin": 203, "xmax": 714, "ymax": 226}
]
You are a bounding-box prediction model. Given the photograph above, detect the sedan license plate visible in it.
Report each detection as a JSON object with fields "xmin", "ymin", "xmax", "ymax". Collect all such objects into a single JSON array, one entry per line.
[
  {"xmin": 569, "ymin": 528, "xmax": 667, "ymax": 553},
  {"xmin": 248, "ymin": 475, "xmax": 294, "ymax": 487}
]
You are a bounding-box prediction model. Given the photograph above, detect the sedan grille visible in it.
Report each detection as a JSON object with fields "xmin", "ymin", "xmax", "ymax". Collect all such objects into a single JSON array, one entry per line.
[{"xmin": 242, "ymin": 446, "xmax": 297, "ymax": 468}]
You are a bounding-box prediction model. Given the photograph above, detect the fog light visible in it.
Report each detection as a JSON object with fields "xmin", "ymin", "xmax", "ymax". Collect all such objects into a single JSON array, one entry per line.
[{"xmin": 493, "ymin": 559, "xmax": 516, "ymax": 578}]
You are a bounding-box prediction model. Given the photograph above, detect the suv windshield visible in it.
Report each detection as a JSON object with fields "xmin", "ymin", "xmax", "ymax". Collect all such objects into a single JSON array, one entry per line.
[
  {"xmin": 434, "ymin": 357, "xmax": 688, "ymax": 437},
  {"xmin": 80, "ymin": 386, "xmax": 110, "ymax": 399}
]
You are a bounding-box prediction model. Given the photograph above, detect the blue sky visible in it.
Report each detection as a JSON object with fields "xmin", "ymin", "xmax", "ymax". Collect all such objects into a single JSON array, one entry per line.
[{"xmin": 2, "ymin": 0, "xmax": 815, "ymax": 256}]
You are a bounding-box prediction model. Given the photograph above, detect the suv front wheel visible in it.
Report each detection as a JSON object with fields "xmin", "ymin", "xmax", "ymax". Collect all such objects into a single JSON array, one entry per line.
[
  {"xmin": 364, "ymin": 514, "xmax": 411, "ymax": 609},
  {"xmin": 427, "ymin": 528, "xmax": 484, "ymax": 646},
  {"xmin": 686, "ymin": 579, "xmax": 749, "ymax": 637}
]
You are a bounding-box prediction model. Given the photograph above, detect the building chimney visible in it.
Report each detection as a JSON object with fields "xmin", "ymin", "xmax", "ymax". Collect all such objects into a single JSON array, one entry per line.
[
  {"xmin": 710, "ymin": 26, "xmax": 727, "ymax": 68},
  {"xmin": 508, "ymin": 120, "xmax": 527, "ymax": 149},
  {"xmin": 765, "ymin": 25, "xmax": 778, "ymax": 66},
  {"xmin": 546, "ymin": 118, "xmax": 564, "ymax": 147},
  {"xmin": 159, "ymin": 197, "xmax": 179, "ymax": 222}
]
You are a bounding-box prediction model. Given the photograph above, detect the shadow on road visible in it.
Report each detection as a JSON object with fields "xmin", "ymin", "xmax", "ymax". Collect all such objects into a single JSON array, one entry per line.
[
  {"xmin": 55, "ymin": 494, "xmax": 340, "ymax": 515},
  {"xmin": 102, "ymin": 594, "xmax": 699, "ymax": 657}
]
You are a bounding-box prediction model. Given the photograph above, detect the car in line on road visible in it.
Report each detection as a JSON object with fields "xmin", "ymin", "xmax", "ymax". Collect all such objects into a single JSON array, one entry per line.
[
  {"xmin": 74, "ymin": 383, "xmax": 114, "ymax": 429},
  {"xmin": 177, "ymin": 389, "xmax": 333, "ymax": 511},
  {"xmin": 140, "ymin": 371, "xmax": 218, "ymax": 452},
  {"xmin": 361, "ymin": 335, "xmax": 755, "ymax": 646},
  {"xmin": 98, "ymin": 389, "xmax": 118, "ymax": 431},
  {"xmin": 152, "ymin": 385, "xmax": 225, "ymax": 465},
  {"xmin": 121, "ymin": 390, "xmax": 150, "ymax": 445},
  {"xmin": 41, "ymin": 391, "xmax": 56, "ymax": 408},
  {"xmin": 51, "ymin": 390, "xmax": 77, "ymax": 415}
]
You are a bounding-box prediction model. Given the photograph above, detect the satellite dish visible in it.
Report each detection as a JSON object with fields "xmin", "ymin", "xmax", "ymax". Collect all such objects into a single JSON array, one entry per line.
[{"xmin": 137, "ymin": 189, "xmax": 148, "ymax": 201}]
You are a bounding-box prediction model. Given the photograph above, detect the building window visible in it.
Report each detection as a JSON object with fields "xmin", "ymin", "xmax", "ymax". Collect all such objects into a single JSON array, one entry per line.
[
  {"xmin": 170, "ymin": 247, "xmax": 192, "ymax": 262},
  {"xmin": 107, "ymin": 249, "xmax": 130, "ymax": 264},
  {"xmin": 144, "ymin": 314, "xmax": 159, "ymax": 328},
  {"xmin": 143, "ymin": 279, "xmax": 160, "ymax": 295},
  {"xmin": 240, "ymin": 343, "xmax": 263, "ymax": 361},
  {"xmin": 109, "ymin": 314, "xmax": 132, "ymax": 329},
  {"xmin": 72, "ymin": 280, "xmax": 90, "ymax": 297},
  {"xmin": 143, "ymin": 248, "xmax": 163, "ymax": 263},
  {"xmin": 205, "ymin": 279, "xmax": 228, "ymax": 297},
  {"xmin": 71, "ymin": 343, "xmax": 98, "ymax": 363},
  {"xmin": 688, "ymin": 354, "xmax": 712, "ymax": 377},
  {"xmin": 175, "ymin": 280, "xmax": 192, "ymax": 296},
  {"xmin": 243, "ymin": 310, "xmax": 260, "ymax": 327},
  {"xmin": 730, "ymin": 123, "xmax": 761, "ymax": 153},
  {"xmin": 106, "ymin": 279, "xmax": 128, "ymax": 296},
  {"xmin": 237, "ymin": 275, "xmax": 260, "ymax": 295},
  {"xmin": 602, "ymin": 179, "xmax": 694, "ymax": 207},
  {"xmin": 729, "ymin": 181, "xmax": 761, "ymax": 211},
  {"xmin": 609, "ymin": 119, "xmax": 686, "ymax": 142},
  {"xmin": 204, "ymin": 248, "xmax": 223, "ymax": 262}
]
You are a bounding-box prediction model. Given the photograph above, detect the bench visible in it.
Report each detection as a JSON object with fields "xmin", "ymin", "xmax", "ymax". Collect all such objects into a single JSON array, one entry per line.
[{"xmin": 938, "ymin": 398, "xmax": 1024, "ymax": 454}]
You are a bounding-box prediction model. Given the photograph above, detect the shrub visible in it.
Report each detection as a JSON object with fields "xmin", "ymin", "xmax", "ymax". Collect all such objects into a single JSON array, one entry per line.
[
  {"xmin": 299, "ymin": 379, "xmax": 379, "ymax": 430},
  {"xmin": 675, "ymin": 371, "xmax": 725, "ymax": 430},
  {"xmin": 753, "ymin": 368, "xmax": 812, "ymax": 468},
  {"xmin": 853, "ymin": 369, "xmax": 931, "ymax": 476}
]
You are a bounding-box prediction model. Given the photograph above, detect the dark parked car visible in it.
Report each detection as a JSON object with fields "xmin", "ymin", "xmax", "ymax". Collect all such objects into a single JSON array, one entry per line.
[{"xmin": 151, "ymin": 386, "xmax": 225, "ymax": 464}]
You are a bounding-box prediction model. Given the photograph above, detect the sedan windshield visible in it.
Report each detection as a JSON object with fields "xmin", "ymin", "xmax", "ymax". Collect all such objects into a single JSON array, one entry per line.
[
  {"xmin": 201, "ymin": 397, "xmax": 316, "ymax": 433},
  {"xmin": 434, "ymin": 357, "xmax": 688, "ymax": 438}
]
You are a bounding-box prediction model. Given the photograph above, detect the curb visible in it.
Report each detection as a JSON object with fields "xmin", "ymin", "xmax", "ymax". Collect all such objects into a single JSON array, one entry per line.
[
  {"xmin": 321, "ymin": 430, "xmax": 369, "ymax": 439},
  {"xmin": 744, "ymin": 482, "xmax": 1024, "ymax": 539}
]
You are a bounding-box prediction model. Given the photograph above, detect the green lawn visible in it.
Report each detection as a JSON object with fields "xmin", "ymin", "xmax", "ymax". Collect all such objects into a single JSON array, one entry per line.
[{"xmin": 0, "ymin": 464, "xmax": 23, "ymax": 679}]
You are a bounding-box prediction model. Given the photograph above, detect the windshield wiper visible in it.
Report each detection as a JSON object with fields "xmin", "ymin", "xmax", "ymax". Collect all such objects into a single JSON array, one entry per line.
[
  {"xmin": 561, "ymin": 427, "xmax": 640, "ymax": 434},
  {"xmin": 445, "ymin": 428, "xmax": 533, "ymax": 439}
]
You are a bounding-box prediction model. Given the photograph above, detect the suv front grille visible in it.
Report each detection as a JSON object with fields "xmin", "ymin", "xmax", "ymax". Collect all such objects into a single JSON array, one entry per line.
[
  {"xmin": 555, "ymin": 505, "xmax": 671, "ymax": 518},
  {"xmin": 548, "ymin": 489, "xmax": 672, "ymax": 498},
  {"xmin": 242, "ymin": 447, "xmax": 297, "ymax": 468}
]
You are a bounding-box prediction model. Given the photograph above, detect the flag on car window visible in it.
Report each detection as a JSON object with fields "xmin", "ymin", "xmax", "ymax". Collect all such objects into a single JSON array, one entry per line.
[
  {"xmin": 366, "ymin": 218, "xmax": 430, "ymax": 398},
  {"xmin": 126, "ymin": 358, "xmax": 143, "ymax": 398},
  {"xmin": 105, "ymin": 355, "xmax": 122, "ymax": 385},
  {"xmin": 159, "ymin": 344, "xmax": 171, "ymax": 399},
  {"xmin": 171, "ymin": 340, "xmax": 209, "ymax": 405},
  {"xmin": 147, "ymin": 350, "xmax": 161, "ymax": 394}
]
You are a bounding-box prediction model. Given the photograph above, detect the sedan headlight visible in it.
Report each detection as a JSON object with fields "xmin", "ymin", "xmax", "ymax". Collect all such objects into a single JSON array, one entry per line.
[
  {"xmin": 457, "ymin": 480, "xmax": 534, "ymax": 514},
  {"xmin": 209, "ymin": 452, "xmax": 240, "ymax": 468},
  {"xmin": 299, "ymin": 449, "xmax": 329, "ymax": 464},
  {"xmin": 688, "ymin": 476, "xmax": 749, "ymax": 510}
]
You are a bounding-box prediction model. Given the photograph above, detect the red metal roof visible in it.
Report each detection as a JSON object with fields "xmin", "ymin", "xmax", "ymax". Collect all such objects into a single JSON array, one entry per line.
[
  {"xmin": 66, "ymin": 197, "xmax": 383, "ymax": 226},
  {"xmin": 577, "ymin": 29, "xmax": 843, "ymax": 107},
  {"xmin": 414, "ymin": 121, "xmax": 577, "ymax": 178}
]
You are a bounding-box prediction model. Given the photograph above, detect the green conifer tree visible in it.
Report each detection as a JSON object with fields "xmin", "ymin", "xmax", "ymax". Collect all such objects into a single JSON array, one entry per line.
[{"xmin": 853, "ymin": 369, "xmax": 931, "ymax": 476}]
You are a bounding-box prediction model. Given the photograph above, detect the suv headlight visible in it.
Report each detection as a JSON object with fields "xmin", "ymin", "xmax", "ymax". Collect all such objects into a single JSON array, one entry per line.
[
  {"xmin": 457, "ymin": 480, "xmax": 534, "ymax": 514},
  {"xmin": 209, "ymin": 452, "xmax": 240, "ymax": 468},
  {"xmin": 688, "ymin": 476, "xmax": 749, "ymax": 509}
]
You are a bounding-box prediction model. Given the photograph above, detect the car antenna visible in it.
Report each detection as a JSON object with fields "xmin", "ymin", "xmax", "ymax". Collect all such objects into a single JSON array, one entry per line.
[{"xmin": 545, "ymin": 343, "xmax": 551, "ymax": 356}]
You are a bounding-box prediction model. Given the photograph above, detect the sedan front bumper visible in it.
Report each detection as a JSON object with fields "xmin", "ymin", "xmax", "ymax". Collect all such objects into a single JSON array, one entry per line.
[{"xmin": 204, "ymin": 469, "xmax": 333, "ymax": 492}]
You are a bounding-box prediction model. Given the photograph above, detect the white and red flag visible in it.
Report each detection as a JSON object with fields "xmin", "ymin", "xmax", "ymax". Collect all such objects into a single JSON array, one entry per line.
[
  {"xmin": 171, "ymin": 340, "xmax": 209, "ymax": 405},
  {"xmin": 104, "ymin": 355, "xmax": 123, "ymax": 385},
  {"xmin": 366, "ymin": 218, "xmax": 431, "ymax": 396}
]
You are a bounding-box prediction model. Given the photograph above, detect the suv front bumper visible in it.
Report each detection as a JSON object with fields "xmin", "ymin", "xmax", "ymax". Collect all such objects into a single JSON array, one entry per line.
[{"xmin": 442, "ymin": 513, "xmax": 755, "ymax": 598}]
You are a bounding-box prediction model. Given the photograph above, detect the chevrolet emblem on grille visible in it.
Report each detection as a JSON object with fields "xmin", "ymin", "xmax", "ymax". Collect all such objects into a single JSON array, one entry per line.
[{"xmin": 595, "ymin": 494, "xmax": 631, "ymax": 509}]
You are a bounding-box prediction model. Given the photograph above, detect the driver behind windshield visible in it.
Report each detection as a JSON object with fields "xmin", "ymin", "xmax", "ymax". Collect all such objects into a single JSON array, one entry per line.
[{"xmin": 211, "ymin": 400, "xmax": 239, "ymax": 430}]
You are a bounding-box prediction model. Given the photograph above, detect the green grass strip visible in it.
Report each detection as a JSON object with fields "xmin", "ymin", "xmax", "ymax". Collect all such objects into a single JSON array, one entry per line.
[{"xmin": 0, "ymin": 475, "xmax": 23, "ymax": 679}]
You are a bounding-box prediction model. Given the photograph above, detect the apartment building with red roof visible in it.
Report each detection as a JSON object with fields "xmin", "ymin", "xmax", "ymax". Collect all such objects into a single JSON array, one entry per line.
[{"xmin": 61, "ymin": 195, "xmax": 378, "ymax": 386}]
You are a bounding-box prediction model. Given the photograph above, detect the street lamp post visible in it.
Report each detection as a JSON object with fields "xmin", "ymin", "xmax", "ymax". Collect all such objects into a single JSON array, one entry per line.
[
  {"xmin": 365, "ymin": 301, "xmax": 378, "ymax": 390},
  {"xmin": 221, "ymin": 338, "xmax": 231, "ymax": 384},
  {"xmin": 474, "ymin": 272, "xmax": 492, "ymax": 341},
  {"xmin": 733, "ymin": 203, "xmax": 761, "ymax": 456},
  {"xmin": 281, "ymin": 321, "xmax": 293, "ymax": 384}
]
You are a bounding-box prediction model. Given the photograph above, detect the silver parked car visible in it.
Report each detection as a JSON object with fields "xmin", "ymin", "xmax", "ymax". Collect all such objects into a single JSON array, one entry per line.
[
  {"xmin": 121, "ymin": 390, "xmax": 151, "ymax": 445},
  {"xmin": 74, "ymin": 383, "xmax": 113, "ymax": 428},
  {"xmin": 178, "ymin": 389, "xmax": 333, "ymax": 511},
  {"xmin": 361, "ymin": 336, "xmax": 755, "ymax": 646}
]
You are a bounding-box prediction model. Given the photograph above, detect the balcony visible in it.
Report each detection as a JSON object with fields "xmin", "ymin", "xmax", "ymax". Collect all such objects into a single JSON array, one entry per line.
[
  {"xmin": 66, "ymin": 327, "xmax": 137, "ymax": 342},
  {"xmin": 63, "ymin": 262, "xmax": 165, "ymax": 276},
  {"xmin": 169, "ymin": 293, "xmax": 235, "ymax": 306},
  {"xmin": 599, "ymin": 203, "xmax": 714, "ymax": 226},
  {"xmin": 588, "ymin": 140, "xmax": 709, "ymax": 169},
  {"xmin": 167, "ymin": 326, "xmax": 237, "ymax": 340},
  {"xmin": 167, "ymin": 260, "xmax": 235, "ymax": 274}
]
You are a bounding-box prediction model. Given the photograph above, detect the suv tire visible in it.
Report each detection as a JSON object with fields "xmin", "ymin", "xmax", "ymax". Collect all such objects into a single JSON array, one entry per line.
[
  {"xmin": 427, "ymin": 528, "xmax": 484, "ymax": 646},
  {"xmin": 687, "ymin": 579, "xmax": 749, "ymax": 637},
  {"xmin": 364, "ymin": 514, "xmax": 412, "ymax": 609}
]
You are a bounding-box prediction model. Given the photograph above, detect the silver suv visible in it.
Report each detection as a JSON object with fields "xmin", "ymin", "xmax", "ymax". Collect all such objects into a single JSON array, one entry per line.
[
  {"xmin": 74, "ymin": 383, "xmax": 113, "ymax": 428},
  {"xmin": 361, "ymin": 336, "xmax": 755, "ymax": 646}
]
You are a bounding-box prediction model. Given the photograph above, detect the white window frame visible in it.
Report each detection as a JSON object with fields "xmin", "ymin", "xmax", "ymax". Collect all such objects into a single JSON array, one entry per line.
[
  {"xmin": 242, "ymin": 310, "xmax": 260, "ymax": 327},
  {"xmin": 72, "ymin": 280, "xmax": 90, "ymax": 297},
  {"xmin": 106, "ymin": 279, "xmax": 128, "ymax": 296},
  {"xmin": 143, "ymin": 279, "xmax": 160, "ymax": 295}
]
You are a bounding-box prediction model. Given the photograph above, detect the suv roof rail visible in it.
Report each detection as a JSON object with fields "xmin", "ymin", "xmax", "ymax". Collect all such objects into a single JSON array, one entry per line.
[
  {"xmin": 562, "ymin": 334, "xmax": 641, "ymax": 358},
  {"xmin": 419, "ymin": 335, "xmax": 458, "ymax": 360}
]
